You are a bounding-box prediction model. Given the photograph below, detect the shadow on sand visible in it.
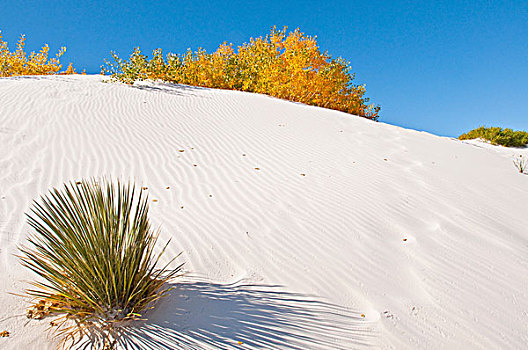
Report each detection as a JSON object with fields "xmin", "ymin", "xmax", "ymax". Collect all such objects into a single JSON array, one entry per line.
[
  {"xmin": 131, "ymin": 82, "xmax": 209, "ymax": 98},
  {"xmin": 81, "ymin": 279, "xmax": 375, "ymax": 349},
  {"xmin": 0, "ymin": 75, "xmax": 78, "ymax": 82}
]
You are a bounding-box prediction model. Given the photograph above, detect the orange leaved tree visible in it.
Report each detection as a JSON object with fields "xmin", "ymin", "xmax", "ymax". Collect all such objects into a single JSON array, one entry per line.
[
  {"xmin": 0, "ymin": 31, "xmax": 77, "ymax": 76},
  {"xmin": 103, "ymin": 27, "xmax": 380, "ymax": 120}
]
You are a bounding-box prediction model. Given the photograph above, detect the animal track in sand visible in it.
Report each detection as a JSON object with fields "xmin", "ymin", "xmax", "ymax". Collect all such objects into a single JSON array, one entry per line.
[
  {"xmin": 410, "ymin": 306, "xmax": 420, "ymax": 316},
  {"xmin": 382, "ymin": 310, "xmax": 395, "ymax": 319}
]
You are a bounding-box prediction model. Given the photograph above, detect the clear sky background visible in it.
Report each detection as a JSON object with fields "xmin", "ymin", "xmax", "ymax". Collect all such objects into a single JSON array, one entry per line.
[{"xmin": 1, "ymin": 0, "xmax": 526, "ymax": 137}]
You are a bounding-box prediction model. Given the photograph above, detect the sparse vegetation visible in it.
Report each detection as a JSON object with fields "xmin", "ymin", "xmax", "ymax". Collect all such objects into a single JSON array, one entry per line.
[
  {"xmin": 513, "ymin": 156, "xmax": 527, "ymax": 173},
  {"xmin": 103, "ymin": 27, "xmax": 380, "ymax": 120},
  {"xmin": 19, "ymin": 178, "xmax": 183, "ymax": 349},
  {"xmin": 0, "ymin": 31, "xmax": 77, "ymax": 76},
  {"xmin": 459, "ymin": 126, "xmax": 528, "ymax": 148}
]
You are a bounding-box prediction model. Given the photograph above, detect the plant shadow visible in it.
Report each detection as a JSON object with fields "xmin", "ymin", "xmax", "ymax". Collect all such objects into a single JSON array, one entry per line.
[
  {"xmin": 96, "ymin": 279, "xmax": 374, "ymax": 349},
  {"xmin": 0, "ymin": 75, "xmax": 76, "ymax": 82},
  {"xmin": 131, "ymin": 81, "xmax": 209, "ymax": 98}
]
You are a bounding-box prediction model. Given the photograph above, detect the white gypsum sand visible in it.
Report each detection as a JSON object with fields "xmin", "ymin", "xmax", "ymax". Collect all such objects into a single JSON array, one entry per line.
[{"xmin": 0, "ymin": 75, "xmax": 527, "ymax": 349}]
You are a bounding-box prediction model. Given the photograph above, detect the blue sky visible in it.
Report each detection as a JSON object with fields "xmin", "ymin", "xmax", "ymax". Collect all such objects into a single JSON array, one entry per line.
[{"xmin": 1, "ymin": 0, "xmax": 526, "ymax": 137}]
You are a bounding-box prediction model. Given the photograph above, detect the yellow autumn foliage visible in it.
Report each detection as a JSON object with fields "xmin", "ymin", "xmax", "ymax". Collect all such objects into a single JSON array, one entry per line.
[
  {"xmin": 0, "ymin": 31, "xmax": 77, "ymax": 76},
  {"xmin": 104, "ymin": 27, "xmax": 380, "ymax": 120}
]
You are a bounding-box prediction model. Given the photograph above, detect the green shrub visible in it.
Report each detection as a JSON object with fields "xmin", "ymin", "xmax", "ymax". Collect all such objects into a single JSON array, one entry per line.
[
  {"xmin": 459, "ymin": 126, "xmax": 528, "ymax": 147},
  {"xmin": 19, "ymin": 178, "xmax": 183, "ymax": 348}
]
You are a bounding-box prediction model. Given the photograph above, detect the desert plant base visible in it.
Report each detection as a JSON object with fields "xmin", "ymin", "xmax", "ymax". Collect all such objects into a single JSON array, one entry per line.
[{"xmin": 24, "ymin": 293, "xmax": 162, "ymax": 349}]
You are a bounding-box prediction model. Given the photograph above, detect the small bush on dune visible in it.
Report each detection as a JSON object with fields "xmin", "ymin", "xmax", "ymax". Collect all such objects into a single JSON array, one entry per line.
[
  {"xmin": 459, "ymin": 126, "xmax": 528, "ymax": 148},
  {"xmin": 19, "ymin": 178, "xmax": 183, "ymax": 349},
  {"xmin": 103, "ymin": 27, "xmax": 380, "ymax": 120},
  {"xmin": 0, "ymin": 31, "xmax": 77, "ymax": 76}
]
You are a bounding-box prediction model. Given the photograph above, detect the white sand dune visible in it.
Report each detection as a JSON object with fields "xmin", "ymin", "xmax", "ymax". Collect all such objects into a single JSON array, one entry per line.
[{"xmin": 0, "ymin": 75, "xmax": 527, "ymax": 349}]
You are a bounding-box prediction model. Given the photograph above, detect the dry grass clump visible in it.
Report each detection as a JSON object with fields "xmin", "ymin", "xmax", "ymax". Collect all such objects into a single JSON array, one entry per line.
[
  {"xmin": 103, "ymin": 27, "xmax": 380, "ymax": 120},
  {"xmin": 0, "ymin": 31, "xmax": 77, "ymax": 76},
  {"xmin": 19, "ymin": 178, "xmax": 183, "ymax": 349},
  {"xmin": 513, "ymin": 155, "xmax": 527, "ymax": 173}
]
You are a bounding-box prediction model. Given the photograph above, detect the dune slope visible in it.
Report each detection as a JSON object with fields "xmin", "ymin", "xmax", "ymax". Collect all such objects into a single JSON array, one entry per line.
[{"xmin": 0, "ymin": 75, "xmax": 527, "ymax": 349}]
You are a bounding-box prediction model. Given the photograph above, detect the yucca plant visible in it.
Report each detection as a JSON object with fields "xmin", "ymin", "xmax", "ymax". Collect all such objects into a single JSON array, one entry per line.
[{"xmin": 19, "ymin": 178, "xmax": 183, "ymax": 349}]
